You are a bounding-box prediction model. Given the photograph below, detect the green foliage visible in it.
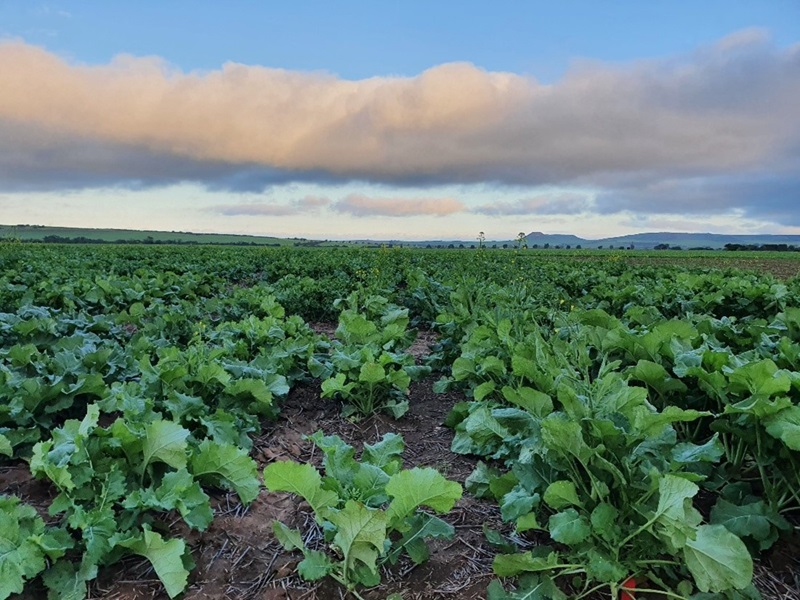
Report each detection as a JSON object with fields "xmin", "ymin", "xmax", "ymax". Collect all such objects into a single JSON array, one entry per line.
[
  {"xmin": 263, "ymin": 431, "xmax": 462, "ymax": 593},
  {"xmin": 0, "ymin": 495, "xmax": 72, "ymax": 600},
  {"xmin": 319, "ymin": 293, "xmax": 430, "ymax": 419}
]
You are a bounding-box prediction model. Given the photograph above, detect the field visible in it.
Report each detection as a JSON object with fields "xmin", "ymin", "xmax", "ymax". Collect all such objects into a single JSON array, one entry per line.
[{"xmin": 1, "ymin": 243, "xmax": 799, "ymax": 600}]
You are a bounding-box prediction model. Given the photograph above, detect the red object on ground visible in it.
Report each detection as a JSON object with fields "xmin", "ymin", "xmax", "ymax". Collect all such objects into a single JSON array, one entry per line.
[{"xmin": 620, "ymin": 577, "xmax": 636, "ymax": 600}]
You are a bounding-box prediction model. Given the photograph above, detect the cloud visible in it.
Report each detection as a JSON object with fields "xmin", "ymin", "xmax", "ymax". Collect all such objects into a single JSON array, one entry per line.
[
  {"xmin": 333, "ymin": 194, "xmax": 465, "ymax": 217},
  {"xmin": 595, "ymin": 169, "xmax": 800, "ymax": 226},
  {"xmin": 210, "ymin": 195, "xmax": 331, "ymax": 216},
  {"xmin": 0, "ymin": 32, "xmax": 798, "ymax": 227},
  {"xmin": 473, "ymin": 193, "xmax": 591, "ymax": 215}
]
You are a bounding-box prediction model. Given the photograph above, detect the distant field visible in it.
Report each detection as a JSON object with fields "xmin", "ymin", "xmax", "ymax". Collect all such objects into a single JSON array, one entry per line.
[{"xmin": 0, "ymin": 224, "xmax": 301, "ymax": 246}]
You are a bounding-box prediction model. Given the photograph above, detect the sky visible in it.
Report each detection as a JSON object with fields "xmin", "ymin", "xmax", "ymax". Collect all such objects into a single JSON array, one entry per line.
[{"xmin": 0, "ymin": 1, "xmax": 799, "ymax": 241}]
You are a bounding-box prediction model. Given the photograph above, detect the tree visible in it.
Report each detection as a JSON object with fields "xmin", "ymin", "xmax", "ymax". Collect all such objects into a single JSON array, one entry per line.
[
  {"xmin": 477, "ymin": 231, "xmax": 485, "ymax": 249},
  {"xmin": 516, "ymin": 232, "xmax": 528, "ymax": 250}
]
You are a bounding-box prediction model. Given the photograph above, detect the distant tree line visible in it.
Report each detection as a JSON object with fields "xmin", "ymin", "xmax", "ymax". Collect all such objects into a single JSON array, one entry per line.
[
  {"xmin": 723, "ymin": 243, "xmax": 800, "ymax": 252},
  {"xmin": 15, "ymin": 235, "xmax": 281, "ymax": 247}
]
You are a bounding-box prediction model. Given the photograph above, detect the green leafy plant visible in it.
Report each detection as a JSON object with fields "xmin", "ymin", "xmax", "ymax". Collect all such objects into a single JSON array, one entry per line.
[
  {"xmin": 0, "ymin": 495, "xmax": 73, "ymax": 600},
  {"xmin": 29, "ymin": 404, "xmax": 259, "ymax": 598},
  {"xmin": 263, "ymin": 431, "xmax": 462, "ymax": 597},
  {"xmin": 317, "ymin": 293, "xmax": 430, "ymax": 419}
]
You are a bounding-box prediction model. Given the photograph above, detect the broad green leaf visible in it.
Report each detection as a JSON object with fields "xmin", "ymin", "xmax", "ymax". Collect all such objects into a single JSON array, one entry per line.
[
  {"xmin": 590, "ymin": 503, "xmax": 620, "ymax": 543},
  {"xmin": 585, "ymin": 548, "xmax": 627, "ymax": 583},
  {"xmin": 225, "ymin": 379, "xmax": 275, "ymax": 406},
  {"xmin": 297, "ymin": 550, "xmax": 334, "ymax": 581},
  {"xmin": 654, "ymin": 474, "xmax": 702, "ymax": 550},
  {"xmin": 540, "ymin": 417, "xmax": 591, "ymax": 463},
  {"xmin": 543, "ymin": 481, "xmax": 581, "ymax": 510},
  {"xmin": 41, "ymin": 560, "xmax": 97, "ymax": 600},
  {"xmin": 386, "ymin": 468, "xmax": 462, "ymax": 524},
  {"xmin": 671, "ymin": 434, "xmax": 724, "ymax": 464},
  {"xmin": 142, "ymin": 420, "xmax": 189, "ymax": 473},
  {"xmin": 474, "ymin": 380, "xmax": 497, "ymax": 402},
  {"xmin": 191, "ymin": 440, "xmax": 259, "ymax": 504},
  {"xmin": 263, "ymin": 461, "xmax": 338, "ymax": 519},
  {"xmin": 763, "ymin": 405, "xmax": 800, "ymax": 450},
  {"xmin": 114, "ymin": 527, "xmax": 189, "ymax": 599},
  {"xmin": 502, "ymin": 386, "xmax": 553, "ymax": 416},
  {"xmin": 362, "ymin": 433, "xmax": 404, "ymax": 474},
  {"xmin": 683, "ymin": 525, "xmax": 753, "ymax": 593},
  {"xmin": 493, "ymin": 551, "xmax": 561, "ymax": 576},
  {"xmin": 329, "ymin": 500, "xmax": 387, "ymax": 583},
  {"xmin": 451, "ymin": 357, "xmax": 476, "ymax": 381},
  {"xmin": 500, "ymin": 487, "xmax": 540, "ymax": 522},
  {"xmin": 126, "ymin": 469, "xmax": 213, "ymax": 531},
  {"xmin": 359, "ymin": 362, "xmax": 385, "ymax": 384},
  {"xmin": 548, "ymin": 509, "xmax": 591, "ymax": 546},
  {"xmin": 0, "ymin": 495, "xmax": 54, "ymax": 600},
  {"xmin": 728, "ymin": 360, "xmax": 791, "ymax": 398},
  {"xmin": 515, "ymin": 512, "xmax": 541, "ymax": 533},
  {"xmin": 710, "ymin": 499, "xmax": 789, "ymax": 546}
]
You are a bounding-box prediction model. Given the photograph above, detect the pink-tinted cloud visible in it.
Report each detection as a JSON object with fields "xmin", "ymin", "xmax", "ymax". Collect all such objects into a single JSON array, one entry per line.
[
  {"xmin": 0, "ymin": 32, "xmax": 797, "ymax": 189},
  {"xmin": 334, "ymin": 194, "xmax": 465, "ymax": 217}
]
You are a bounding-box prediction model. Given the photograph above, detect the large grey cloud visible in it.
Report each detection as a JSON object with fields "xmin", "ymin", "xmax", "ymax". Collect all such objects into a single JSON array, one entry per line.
[{"xmin": 0, "ymin": 31, "xmax": 798, "ymax": 224}]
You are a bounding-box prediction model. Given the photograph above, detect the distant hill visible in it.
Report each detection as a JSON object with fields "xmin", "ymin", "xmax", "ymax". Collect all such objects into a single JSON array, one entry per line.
[
  {"xmin": 521, "ymin": 231, "xmax": 800, "ymax": 250},
  {"xmin": 0, "ymin": 224, "xmax": 302, "ymax": 246}
]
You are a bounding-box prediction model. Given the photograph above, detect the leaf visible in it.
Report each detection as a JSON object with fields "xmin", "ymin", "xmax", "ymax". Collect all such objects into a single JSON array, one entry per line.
[
  {"xmin": 114, "ymin": 527, "xmax": 189, "ymax": 599},
  {"xmin": 654, "ymin": 474, "xmax": 702, "ymax": 550},
  {"xmin": 0, "ymin": 495, "xmax": 52, "ymax": 600},
  {"xmin": 728, "ymin": 359, "xmax": 791, "ymax": 398},
  {"xmin": 389, "ymin": 514, "xmax": 454, "ymax": 564},
  {"xmin": 493, "ymin": 551, "xmax": 560, "ymax": 576},
  {"xmin": 543, "ymin": 481, "xmax": 581, "ymax": 510},
  {"xmin": 585, "ymin": 548, "xmax": 627, "ymax": 584},
  {"xmin": 362, "ymin": 433, "xmax": 404, "ymax": 474},
  {"xmin": 328, "ymin": 500, "xmax": 387, "ymax": 584},
  {"xmin": 142, "ymin": 420, "xmax": 189, "ymax": 473},
  {"xmin": 683, "ymin": 525, "xmax": 753, "ymax": 593},
  {"xmin": 500, "ymin": 487, "xmax": 540, "ymax": 522},
  {"xmin": 272, "ymin": 521, "xmax": 304, "ymax": 552},
  {"xmin": 126, "ymin": 469, "xmax": 213, "ymax": 531},
  {"xmin": 297, "ymin": 550, "xmax": 334, "ymax": 581},
  {"xmin": 590, "ymin": 503, "xmax": 620, "ymax": 543},
  {"xmin": 502, "ymin": 386, "xmax": 553, "ymax": 417},
  {"xmin": 42, "ymin": 560, "xmax": 97, "ymax": 600},
  {"xmin": 763, "ymin": 405, "xmax": 800, "ymax": 450},
  {"xmin": 263, "ymin": 461, "xmax": 338, "ymax": 519},
  {"xmin": 548, "ymin": 509, "xmax": 591, "ymax": 546},
  {"xmin": 359, "ymin": 362, "xmax": 385, "ymax": 384},
  {"xmin": 474, "ymin": 381, "xmax": 497, "ymax": 401},
  {"xmin": 191, "ymin": 440, "xmax": 260, "ymax": 504},
  {"xmin": 483, "ymin": 524, "xmax": 517, "ymax": 554},
  {"xmin": 0, "ymin": 434, "xmax": 11, "ymax": 457},
  {"xmin": 540, "ymin": 417, "xmax": 591, "ymax": 463},
  {"xmin": 671, "ymin": 434, "xmax": 724, "ymax": 464},
  {"xmin": 386, "ymin": 468, "xmax": 462, "ymax": 525},
  {"xmin": 710, "ymin": 499, "xmax": 789, "ymax": 546}
]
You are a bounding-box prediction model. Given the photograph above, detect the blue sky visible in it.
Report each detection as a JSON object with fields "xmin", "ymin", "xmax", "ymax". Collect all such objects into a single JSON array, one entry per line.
[{"xmin": 0, "ymin": 1, "xmax": 799, "ymax": 240}]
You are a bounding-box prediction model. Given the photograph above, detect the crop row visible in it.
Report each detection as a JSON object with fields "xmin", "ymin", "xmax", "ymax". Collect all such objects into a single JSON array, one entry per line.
[{"xmin": 1, "ymin": 244, "xmax": 798, "ymax": 599}]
